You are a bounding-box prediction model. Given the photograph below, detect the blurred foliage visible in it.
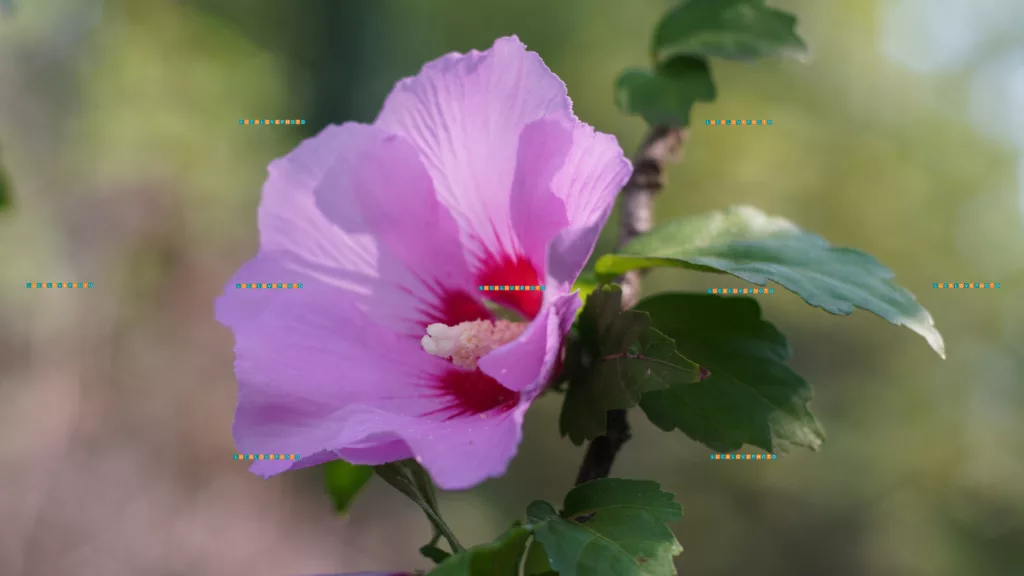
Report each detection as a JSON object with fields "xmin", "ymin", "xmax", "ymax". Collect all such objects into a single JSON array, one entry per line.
[
  {"xmin": 653, "ymin": 0, "xmax": 807, "ymax": 63},
  {"xmin": 616, "ymin": 0, "xmax": 807, "ymax": 128},
  {"xmin": 615, "ymin": 57, "xmax": 716, "ymax": 128}
]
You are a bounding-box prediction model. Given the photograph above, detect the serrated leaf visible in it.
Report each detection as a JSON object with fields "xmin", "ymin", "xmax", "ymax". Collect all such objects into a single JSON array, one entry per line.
[
  {"xmin": 528, "ymin": 479, "xmax": 683, "ymax": 576},
  {"xmin": 560, "ymin": 286, "xmax": 702, "ymax": 445},
  {"xmin": 635, "ymin": 293, "xmax": 824, "ymax": 453},
  {"xmin": 323, "ymin": 459, "xmax": 373, "ymax": 514},
  {"xmin": 615, "ymin": 57, "xmax": 716, "ymax": 128},
  {"xmin": 429, "ymin": 525, "xmax": 529, "ymax": 576},
  {"xmin": 595, "ymin": 205, "xmax": 945, "ymax": 358},
  {"xmin": 653, "ymin": 0, "xmax": 807, "ymax": 63}
]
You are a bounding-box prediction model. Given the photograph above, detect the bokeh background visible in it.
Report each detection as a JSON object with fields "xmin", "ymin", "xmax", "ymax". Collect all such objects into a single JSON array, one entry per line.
[{"xmin": 1, "ymin": 0, "xmax": 1022, "ymax": 574}]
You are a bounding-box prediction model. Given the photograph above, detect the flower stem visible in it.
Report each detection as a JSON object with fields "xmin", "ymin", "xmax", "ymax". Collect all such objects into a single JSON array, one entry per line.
[
  {"xmin": 574, "ymin": 408, "xmax": 632, "ymax": 485},
  {"xmin": 374, "ymin": 461, "xmax": 465, "ymax": 553},
  {"xmin": 417, "ymin": 500, "xmax": 463, "ymax": 553}
]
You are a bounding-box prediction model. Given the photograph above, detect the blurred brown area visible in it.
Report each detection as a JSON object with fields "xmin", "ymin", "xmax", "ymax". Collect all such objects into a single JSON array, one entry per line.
[{"xmin": 1, "ymin": 0, "xmax": 1022, "ymax": 575}]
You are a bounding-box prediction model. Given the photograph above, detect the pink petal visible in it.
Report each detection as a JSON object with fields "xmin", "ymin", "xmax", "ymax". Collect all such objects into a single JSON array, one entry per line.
[
  {"xmin": 509, "ymin": 117, "xmax": 632, "ymax": 291},
  {"xmin": 250, "ymin": 403, "xmax": 530, "ymax": 491},
  {"xmin": 231, "ymin": 282, "xmax": 532, "ymax": 489},
  {"xmin": 374, "ymin": 36, "xmax": 571, "ymax": 269},
  {"xmin": 312, "ymin": 124, "xmax": 481, "ymax": 305},
  {"xmin": 215, "ymin": 254, "xmax": 297, "ymax": 329},
  {"xmin": 230, "ymin": 284, "xmax": 442, "ymax": 461},
  {"xmin": 401, "ymin": 405, "xmax": 529, "ymax": 490},
  {"xmin": 216, "ymin": 123, "xmax": 492, "ymax": 339},
  {"xmin": 258, "ymin": 125, "xmax": 381, "ymax": 288},
  {"xmin": 477, "ymin": 291, "xmax": 581, "ymax": 394}
]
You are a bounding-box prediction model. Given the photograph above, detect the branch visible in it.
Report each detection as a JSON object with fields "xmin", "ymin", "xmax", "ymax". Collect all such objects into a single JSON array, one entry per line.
[
  {"xmin": 574, "ymin": 124, "xmax": 687, "ymax": 486},
  {"xmin": 618, "ymin": 125, "xmax": 687, "ymax": 309},
  {"xmin": 574, "ymin": 409, "xmax": 632, "ymax": 485}
]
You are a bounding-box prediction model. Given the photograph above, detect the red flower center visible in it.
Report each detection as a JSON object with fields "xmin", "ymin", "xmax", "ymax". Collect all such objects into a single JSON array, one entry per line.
[
  {"xmin": 476, "ymin": 254, "xmax": 543, "ymax": 320},
  {"xmin": 418, "ymin": 253, "xmax": 543, "ymax": 420},
  {"xmin": 420, "ymin": 288, "xmax": 520, "ymax": 420},
  {"xmin": 424, "ymin": 368, "xmax": 521, "ymax": 420},
  {"xmin": 433, "ymin": 289, "xmax": 492, "ymax": 326}
]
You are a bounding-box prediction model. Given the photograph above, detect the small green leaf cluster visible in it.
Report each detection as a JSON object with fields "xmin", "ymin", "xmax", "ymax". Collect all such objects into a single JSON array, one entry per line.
[
  {"xmin": 561, "ymin": 284, "xmax": 826, "ymax": 454},
  {"xmin": 431, "ymin": 479, "xmax": 683, "ymax": 576},
  {"xmin": 615, "ymin": 0, "xmax": 807, "ymax": 127},
  {"xmin": 583, "ymin": 0, "xmax": 944, "ymax": 460}
]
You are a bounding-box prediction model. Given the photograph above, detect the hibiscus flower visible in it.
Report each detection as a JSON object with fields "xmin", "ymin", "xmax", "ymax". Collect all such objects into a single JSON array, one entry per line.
[{"xmin": 215, "ymin": 36, "xmax": 631, "ymax": 490}]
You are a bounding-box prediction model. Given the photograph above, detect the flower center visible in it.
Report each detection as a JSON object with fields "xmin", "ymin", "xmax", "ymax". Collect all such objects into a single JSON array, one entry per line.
[
  {"xmin": 476, "ymin": 254, "xmax": 543, "ymax": 319},
  {"xmin": 421, "ymin": 319, "xmax": 528, "ymax": 370}
]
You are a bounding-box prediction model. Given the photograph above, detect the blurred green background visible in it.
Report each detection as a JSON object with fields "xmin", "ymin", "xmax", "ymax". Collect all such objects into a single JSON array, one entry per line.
[{"xmin": 1, "ymin": 0, "xmax": 1022, "ymax": 574}]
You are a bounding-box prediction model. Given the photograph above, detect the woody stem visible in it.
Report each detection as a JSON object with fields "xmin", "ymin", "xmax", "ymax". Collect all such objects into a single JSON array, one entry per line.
[{"xmin": 574, "ymin": 125, "xmax": 688, "ymax": 486}]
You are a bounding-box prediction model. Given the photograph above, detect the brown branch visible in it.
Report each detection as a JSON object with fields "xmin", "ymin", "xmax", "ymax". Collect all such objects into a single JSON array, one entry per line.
[
  {"xmin": 617, "ymin": 125, "xmax": 687, "ymax": 309},
  {"xmin": 574, "ymin": 125, "xmax": 687, "ymax": 486}
]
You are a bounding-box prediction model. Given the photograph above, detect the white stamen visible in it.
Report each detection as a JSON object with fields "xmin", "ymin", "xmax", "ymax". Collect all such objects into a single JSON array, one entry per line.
[
  {"xmin": 421, "ymin": 323, "xmax": 466, "ymax": 357},
  {"xmin": 421, "ymin": 319, "xmax": 527, "ymax": 370}
]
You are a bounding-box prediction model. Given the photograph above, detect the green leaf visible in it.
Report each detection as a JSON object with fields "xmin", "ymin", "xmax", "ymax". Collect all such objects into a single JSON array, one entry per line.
[
  {"xmin": 375, "ymin": 460, "xmax": 464, "ymax": 555},
  {"xmin": 636, "ymin": 293, "xmax": 824, "ymax": 453},
  {"xmin": 614, "ymin": 57, "xmax": 716, "ymax": 128},
  {"xmin": 429, "ymin": 525, "xmax": 529, "ymax": 576},
  {"xmin": 653, "ymin": 0, "xmax": 807, "ymax": 63},
  {"xmin": 523, "ymin": 538, "xmax": 555, "ymax": 575},
  {"xmin": 560, "ymin": 286, "xmax": 702, "ymax": 445},
  {"xmin": 528, "ymin": 478, "xmax": 683, "ymax": 576},
  {"xmin": 595, "ymin": 205, "xmax": 945, "ymax": 358},
  {"xmin": 323, "ymin": 459, "xmax": 373, "ymax": 514}
]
